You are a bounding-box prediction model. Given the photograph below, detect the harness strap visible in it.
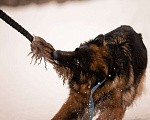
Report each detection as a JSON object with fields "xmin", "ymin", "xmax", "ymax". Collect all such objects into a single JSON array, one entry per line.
[{"xmin": 89, "ymin": 78, "xmax": 106, "ymax": 120}]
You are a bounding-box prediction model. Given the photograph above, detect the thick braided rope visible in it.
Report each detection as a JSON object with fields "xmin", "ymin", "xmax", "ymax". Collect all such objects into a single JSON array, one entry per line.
[{"xmin": 0, "ymin": 9, "xmax": 33, "ymax": 42}]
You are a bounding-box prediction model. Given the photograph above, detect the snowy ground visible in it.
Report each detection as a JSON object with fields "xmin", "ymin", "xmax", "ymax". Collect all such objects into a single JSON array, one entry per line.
[{"xmin": 0, "ymin": 0, "xmax": 150, "ymax": 120}]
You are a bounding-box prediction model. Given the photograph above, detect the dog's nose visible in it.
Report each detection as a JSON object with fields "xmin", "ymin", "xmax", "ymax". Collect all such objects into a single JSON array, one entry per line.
[
  {"xmin": 51, "ymin": 51, "xmax": 61, "ymax": 64},
  {"xmin": 51, "ymin": 51, "xmax": 59, "ymax": 60}
]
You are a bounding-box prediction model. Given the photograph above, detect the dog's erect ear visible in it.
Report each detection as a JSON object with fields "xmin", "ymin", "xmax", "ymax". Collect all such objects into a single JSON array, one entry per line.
[{"xmin": 94, "ymin": 34, "xmax": 105, "ymax": 46}]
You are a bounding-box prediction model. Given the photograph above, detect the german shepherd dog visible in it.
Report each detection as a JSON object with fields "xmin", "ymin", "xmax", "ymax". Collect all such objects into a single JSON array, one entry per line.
[{"xmin": 51, "ymin": 25, "xmax": 147, "ymax": 120}]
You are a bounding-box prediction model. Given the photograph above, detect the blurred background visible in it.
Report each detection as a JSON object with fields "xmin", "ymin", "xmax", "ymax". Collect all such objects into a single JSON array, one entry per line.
[{"xmin": 0, "ymin": 0, "xmax": 150, "ymax": 120}]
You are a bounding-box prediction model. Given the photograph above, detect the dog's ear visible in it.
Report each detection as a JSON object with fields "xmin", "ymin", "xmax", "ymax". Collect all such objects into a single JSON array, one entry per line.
[{"xmin": 94, "ymin": 34, "xmax": 105, "ymax": 46}]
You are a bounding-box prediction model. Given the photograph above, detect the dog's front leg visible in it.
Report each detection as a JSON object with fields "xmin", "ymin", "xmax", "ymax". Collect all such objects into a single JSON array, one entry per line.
[{"xmin": 52, "ymin": 93, "xmax": 86, "ymax": 120}]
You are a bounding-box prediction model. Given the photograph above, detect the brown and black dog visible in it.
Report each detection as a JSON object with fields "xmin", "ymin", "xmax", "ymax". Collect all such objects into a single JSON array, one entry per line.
[{"xmin": 51, "ymin": 25, "xmax": 147, "ymax": 120}]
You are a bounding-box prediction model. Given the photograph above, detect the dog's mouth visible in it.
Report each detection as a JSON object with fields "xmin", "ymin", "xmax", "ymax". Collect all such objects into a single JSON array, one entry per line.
[{"xmin": 51, "ymin": 50, "xmax": 79, "ymax": 70}]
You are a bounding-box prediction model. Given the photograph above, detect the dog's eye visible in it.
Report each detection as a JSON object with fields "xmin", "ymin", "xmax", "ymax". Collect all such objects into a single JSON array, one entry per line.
[{"xmin": 74, "ymin": 58, "xmax": 80, "ymax": 66}]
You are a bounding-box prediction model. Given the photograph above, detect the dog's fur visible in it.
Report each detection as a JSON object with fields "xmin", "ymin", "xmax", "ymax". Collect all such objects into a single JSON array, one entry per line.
[{"xmin": 51, "ymin": 25, "xmax": 147, "ymax": 120}]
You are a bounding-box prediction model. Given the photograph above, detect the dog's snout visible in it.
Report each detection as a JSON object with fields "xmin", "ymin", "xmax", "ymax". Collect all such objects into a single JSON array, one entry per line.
[
  {"xmin": 51, "ymin": 50, "xmax": 67, "ymax": 60},
  {"xmin": 52, "ymin": 50, "xmax": 75, "ymax": 60},
  {"xmin": 51, "ymin": 50, "xmax": 76, "ymax": 66}
]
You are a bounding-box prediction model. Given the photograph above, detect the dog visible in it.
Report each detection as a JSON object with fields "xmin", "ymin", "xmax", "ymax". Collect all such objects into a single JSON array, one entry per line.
[{"xmin": 51, "ymin": 25, "xmax": 147, "ymax": 120}]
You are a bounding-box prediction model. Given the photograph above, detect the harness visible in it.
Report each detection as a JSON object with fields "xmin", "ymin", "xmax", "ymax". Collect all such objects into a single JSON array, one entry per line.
[{"xmin": 89, "ymin": 78, "xmax": 106, "ymax": 120}]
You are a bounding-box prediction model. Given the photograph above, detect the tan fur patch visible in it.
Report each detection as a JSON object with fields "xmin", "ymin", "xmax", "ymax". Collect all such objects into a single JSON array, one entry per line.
[
  {"xmin": 126, "ymin": 65, "xmax": 134, "ymax": 88},
  {"xmin": 89, "ymin": 44, "xmax": 108, "ymax": 74},
  {"xmin": 135, "ymin": 70, "xmax": 146, "ymax": 98},
  {"xmin": 80, "ymin": 83, "xmax": 90, "ymax": 95},
  {"xmin": 122, "ymin": 86, "xmax": 135, "ymax": 107}
]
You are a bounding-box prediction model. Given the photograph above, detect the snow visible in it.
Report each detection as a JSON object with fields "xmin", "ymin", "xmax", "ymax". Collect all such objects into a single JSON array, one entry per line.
[{"xmin": 0, "ymin": 0, "xmax": 150, "ymax": 120}]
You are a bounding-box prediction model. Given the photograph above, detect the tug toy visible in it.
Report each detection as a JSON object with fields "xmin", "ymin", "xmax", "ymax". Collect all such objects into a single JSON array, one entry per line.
[{"xmin": 0, "ymin": 9, "xmax": 104, "ymax": 120}]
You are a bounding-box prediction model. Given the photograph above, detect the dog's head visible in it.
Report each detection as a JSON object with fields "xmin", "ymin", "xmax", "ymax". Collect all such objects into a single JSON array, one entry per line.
[{"xmin": 51, "ymin": 35, "xmax": 109, "ymax": 86}]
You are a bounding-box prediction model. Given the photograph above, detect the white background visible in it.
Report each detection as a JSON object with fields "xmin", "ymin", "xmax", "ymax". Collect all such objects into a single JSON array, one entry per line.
[{"xmin": 0, "ymin": 0, "xmax": 150, "ymax": 119}]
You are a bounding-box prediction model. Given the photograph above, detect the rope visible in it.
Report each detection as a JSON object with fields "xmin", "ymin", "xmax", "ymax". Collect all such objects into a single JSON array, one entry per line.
[
  {"xmin": 0, "ymin": 9, "xmax": 33, "ymax": 42},
  {"xmin": 89, "ymin": 78, "xmax": 106, "ymax": 120},
  {"xmin": 0, "ymin": 9, "xmax": 107, "ymax": 120}
]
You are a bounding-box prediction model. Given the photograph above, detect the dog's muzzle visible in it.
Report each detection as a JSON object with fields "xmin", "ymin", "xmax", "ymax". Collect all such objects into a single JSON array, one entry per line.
[{"xmin": 51, "ymin": 50, "xmax": 76, "ymax": 65}]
